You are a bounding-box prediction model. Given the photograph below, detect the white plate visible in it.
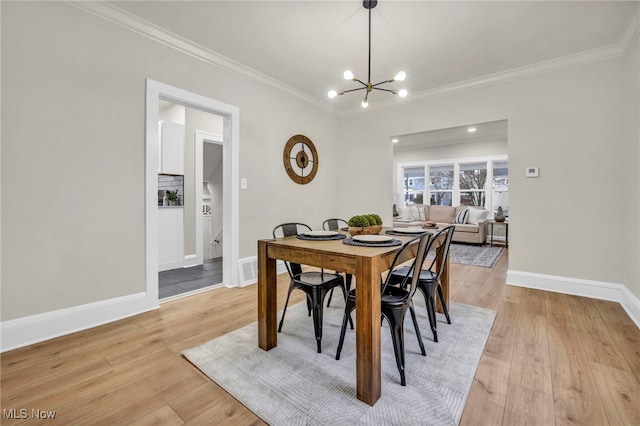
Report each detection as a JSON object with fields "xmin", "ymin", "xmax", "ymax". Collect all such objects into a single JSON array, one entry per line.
[
  {"xmin": 353, "ymin": 235, "xmax": 393, "ymax": 243},
  {"xmin": 303, "ymin": 230, "xmax": 339, "ymax": 237},
  {"xmin": 392, "ymin": 227, "xmax": 426, "ymax": 234}
]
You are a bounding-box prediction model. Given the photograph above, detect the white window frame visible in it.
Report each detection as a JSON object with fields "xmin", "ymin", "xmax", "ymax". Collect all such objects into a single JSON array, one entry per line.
[{"xmin": 396, "ymin": 155, "xmax": 508, "ymax": 209}]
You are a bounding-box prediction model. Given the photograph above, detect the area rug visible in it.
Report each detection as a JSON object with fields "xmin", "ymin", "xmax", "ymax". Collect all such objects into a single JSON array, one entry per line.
[
  {"xmin": 183, "ymin": 296, "xmax": 496, "ymax": 425},
  {"xmin": 444, "ymin": 244, "xmax": 504, "ymax": 268}
]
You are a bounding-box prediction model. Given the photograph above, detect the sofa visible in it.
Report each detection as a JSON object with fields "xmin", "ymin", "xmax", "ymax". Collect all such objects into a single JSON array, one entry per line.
[{"xmin": 393, "ymin": 204, "xmax": 489, "ymax": 244}]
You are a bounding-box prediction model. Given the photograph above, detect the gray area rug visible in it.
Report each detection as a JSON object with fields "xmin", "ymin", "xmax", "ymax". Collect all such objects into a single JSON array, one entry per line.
[
  {"xmin": 443, "ymin": 244, "xmax": 504, "ymax": 268},
  {"xmin": 183, "ymin": 296, "xmax": 496, "ymax": 425}
]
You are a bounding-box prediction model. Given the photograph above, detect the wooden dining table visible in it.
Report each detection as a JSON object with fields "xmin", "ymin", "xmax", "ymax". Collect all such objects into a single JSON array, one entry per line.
[{"xmin": 257, "ymin": 227, "xmax": 449, "ymax": 406}]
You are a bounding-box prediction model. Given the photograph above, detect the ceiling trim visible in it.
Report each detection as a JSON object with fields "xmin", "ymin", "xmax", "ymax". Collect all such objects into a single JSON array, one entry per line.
[
  {"xmin": 344, "ymin": 4, "xmax": 640, "ymax": 114},
  {"xmin": 66, "ymin": 1, "xmax": 326, "ymax": 110}
]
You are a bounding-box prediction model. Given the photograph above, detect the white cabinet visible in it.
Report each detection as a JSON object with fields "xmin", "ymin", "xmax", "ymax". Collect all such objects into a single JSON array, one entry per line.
[
  {"xmin": 158, "ymin": 207, "xmax": 184, "ymax": 271},
  {"xmin": 158, "ymin": 121, "xmax": 185, "ymax": 175}
]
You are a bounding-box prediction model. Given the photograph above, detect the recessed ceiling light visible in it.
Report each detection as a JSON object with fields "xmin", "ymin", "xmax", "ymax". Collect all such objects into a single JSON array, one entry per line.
[
  {"xmin": 391, "ymin": 138, "xmax": 399, "ymax": 143},
  {"xmin": 467, "ymin": 127, "xmax": 477, "ymax": 133}
]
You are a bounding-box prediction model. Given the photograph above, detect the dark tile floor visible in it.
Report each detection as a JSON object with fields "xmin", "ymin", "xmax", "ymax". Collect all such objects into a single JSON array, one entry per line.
[{"xmin": 159, "ymin": 258, "xmax": 223, "ymax": 299}]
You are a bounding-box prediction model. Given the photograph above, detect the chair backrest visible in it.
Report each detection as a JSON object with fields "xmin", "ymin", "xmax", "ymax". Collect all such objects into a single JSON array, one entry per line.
[
  {"xmin": 425, "ymin": 225, "xmax": 455, "ymax": 280},
  {"xmin": 322, "ymin": 218, "xmax": 348, "ymax": 231},
  {"xmin": 381, "ymin": 232, "xmax": 433, "ymax": 301},
  {"xmin": 272, "ymin": 222, "xmax": 312, "ymax": 278}
]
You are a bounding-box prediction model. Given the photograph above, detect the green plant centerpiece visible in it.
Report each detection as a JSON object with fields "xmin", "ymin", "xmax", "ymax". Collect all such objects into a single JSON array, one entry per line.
[{"xmin": 347, "ymin": 213, "xmax": 383, "ymax": 236}]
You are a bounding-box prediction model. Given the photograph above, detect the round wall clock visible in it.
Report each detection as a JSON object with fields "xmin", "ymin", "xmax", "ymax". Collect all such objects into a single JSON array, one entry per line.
[{"xmin": 283, "ymin": 134, "xmax": 318, "ymax": 184}]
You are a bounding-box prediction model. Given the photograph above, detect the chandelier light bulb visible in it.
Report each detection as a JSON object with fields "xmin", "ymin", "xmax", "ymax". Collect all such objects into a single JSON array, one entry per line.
[
  {"xmin": 394, "ymin": 71, "xmax": 406, "ymax": 82},
  {"xmin": 330, "ymin": 2, "xmax": 409, "ymax": 108}
]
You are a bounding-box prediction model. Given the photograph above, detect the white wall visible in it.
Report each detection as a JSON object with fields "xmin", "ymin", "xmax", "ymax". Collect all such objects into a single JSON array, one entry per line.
[
  {"xmin": 1, "ymin": 1, "xmax": 638, "ymax": 347},
  {"xmin": 1, "ymin": 2, "xmax": 339, "ymax": 323},
  {"xmin": 336, "ymin": 55, "xmax": 630, "ymax": 290}
]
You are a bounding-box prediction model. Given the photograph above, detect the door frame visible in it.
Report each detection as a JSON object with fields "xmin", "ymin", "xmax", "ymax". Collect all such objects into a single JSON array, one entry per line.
[
  {"xmin": 195, "ymin": 131, "xmax": 224, "ymax": 266},
  {"xmin": 145, "ymin": 79, "xmax": 240, "ymax": 303}
]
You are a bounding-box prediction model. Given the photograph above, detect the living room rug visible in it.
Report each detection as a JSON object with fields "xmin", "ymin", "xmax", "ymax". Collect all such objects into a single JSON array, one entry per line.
[
  {"xmin": 445, "ymin": 244, "xmax": 504, "ymax": 268},
  {"xmin": 183, "ymin": 297, "xmax": 496, "ymax": 425}
]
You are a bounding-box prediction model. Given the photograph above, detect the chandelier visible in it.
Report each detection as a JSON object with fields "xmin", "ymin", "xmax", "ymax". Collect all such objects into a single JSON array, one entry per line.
[{"xmin": 327, "ymin": 0, "xmax": 407, "ymax": 108}]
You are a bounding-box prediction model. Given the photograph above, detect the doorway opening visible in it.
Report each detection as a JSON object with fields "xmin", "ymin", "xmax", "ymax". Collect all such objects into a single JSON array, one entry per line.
[{"xmin": 145, "ymin": 79, "xmax": 239, "ymax": 306}]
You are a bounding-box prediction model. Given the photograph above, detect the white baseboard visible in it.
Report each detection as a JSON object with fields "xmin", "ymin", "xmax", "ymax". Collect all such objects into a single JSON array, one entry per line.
[
  {"xmin": 183, "ymin": 254, "xmax": 198, "ymax": 268},
  {"xmin": 507, "ymin": 270, "xmax": 640, "ymax": 329},
  {"xmin": 1, "ymin": 292, "xmax": 158, "ymax": 353}
]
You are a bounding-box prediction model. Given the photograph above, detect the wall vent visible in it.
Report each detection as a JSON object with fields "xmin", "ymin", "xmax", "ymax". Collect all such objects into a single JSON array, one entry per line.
[
  {"xmin": 239, "ymin": 258, "xmax": 258, "ymax": 286},
  {"xmin": 238, "ymin": 257, "xmax": 286, "ymax": 287}
]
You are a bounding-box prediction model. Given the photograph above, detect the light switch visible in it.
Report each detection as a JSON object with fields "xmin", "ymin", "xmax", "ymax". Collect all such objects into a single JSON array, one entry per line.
[{"xmin": 241, "ymin": 178, "xmax": 248, "ymax": 189}]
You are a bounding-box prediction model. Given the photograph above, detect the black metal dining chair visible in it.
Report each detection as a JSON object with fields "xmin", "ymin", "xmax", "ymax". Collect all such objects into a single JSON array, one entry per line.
[
  {"xmin": 273, "ymin": 222, "xmax": 350, "ymax": 353},
  {"xmin": 388, "ymin": 225, "xmax": 454, "ymax": 342},
  {"xmin": 335, "ymin": 232, "xmax": 432, "ymax": 386},
  {"xmin": 322, "ymin": 218, "xmax": 353, "ymax": 308},
  {"xmin": 322, "ymin": 218, "xmax": 348, "ymax": 232}
]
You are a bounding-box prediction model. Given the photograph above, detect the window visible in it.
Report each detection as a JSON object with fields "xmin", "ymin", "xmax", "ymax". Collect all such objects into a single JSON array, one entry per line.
[
  {"xmin": 492, "ymin": 160, "xmax": 509, "ymax": 217},
  {"xmin": 398, "ymin": 157, "xmax": 507, "ymax": 210},
  {"xmin": 403, "ymin": 166, "xmax": 425, "ymax": 204},
  {"xmin": 459, "ymin": 162, "xmax": 487, "ymax": 207},
  {"xmin": 428, "ymin": 164, "xmax": 453, "ymax": 206}
]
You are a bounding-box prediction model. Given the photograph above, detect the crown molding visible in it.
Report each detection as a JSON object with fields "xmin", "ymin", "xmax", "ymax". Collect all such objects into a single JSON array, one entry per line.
[
  {"xmin": 620, "ymin": 2, "xmax": 640, "ymax": 54},
  {"xmin": 344, "ymin": 4, "xmax": 640, "ymax": 114},
  {"xmin": 337, "ymin": 43, "xmax": 624, "ymax": 114},
  {"xmin": 66, "ymin": 1, "xmax": 326, "ymax": 110},
  {"xmin": 68, "ymin": 1, "xmax": 639, "ymax": 116}
]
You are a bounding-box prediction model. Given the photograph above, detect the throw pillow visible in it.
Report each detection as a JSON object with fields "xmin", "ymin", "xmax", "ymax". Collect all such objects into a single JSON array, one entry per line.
[
  {"xmin": 454, "ymin": 208, "xmax": 469, "ymax": 224},
  {"xmin": 428, "ymin": 206, "xmax": 456, "ymax": 223},
  {"xmin": 467, "ymin": 207, "xmax": 488, "ymax": 225}
]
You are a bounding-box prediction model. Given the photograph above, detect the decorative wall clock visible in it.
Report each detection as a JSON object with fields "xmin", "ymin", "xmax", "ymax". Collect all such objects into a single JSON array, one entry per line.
[{"xmin": 283, "ymin": 134, "xmax": 318, "ymax": 184}]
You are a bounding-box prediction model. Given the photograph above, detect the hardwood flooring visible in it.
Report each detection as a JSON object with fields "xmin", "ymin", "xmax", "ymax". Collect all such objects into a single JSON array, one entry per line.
[{"xmin": 2, "ymin": 250, "xmax": 639, "ymax": 425}]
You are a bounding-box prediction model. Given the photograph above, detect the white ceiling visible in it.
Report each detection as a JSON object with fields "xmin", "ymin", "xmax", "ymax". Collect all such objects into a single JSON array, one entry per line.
[
  {"xmin": 392, "ymin": 119, "xmax": 508, "ymax": 151},
  {"xmin": 109, "ymin": 1, "xmax": 638, "ymax": 112}
]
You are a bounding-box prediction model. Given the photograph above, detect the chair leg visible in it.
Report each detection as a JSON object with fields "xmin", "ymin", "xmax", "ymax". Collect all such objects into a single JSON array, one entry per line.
[
  {"xmin": 325, "ymin": 288, "xmax": 335, "ymax": 307},
  {"xmin": 436, "ymin": 283, "xmax": 451, "ymax": 324},
  {"xmin": 419, "ymin": 285, "xmax": 438, "ymax": 342},
  {"xmin": 278, "ymin": 284, "xmax": 295, "ymax": 332},
  {"xmin": 311, "ymin": 289, "xmax": 326, "ymax": 353},
  {"xmin": 427, "ymin": 294, "xmax": 438, "ymax": 342},
  {"xmin": 326, "ymin": 273, "xmax": 352, "ymax": 307},
  {"xmin": 384, "ymin": 307, "xmax": 407, "ymax": 386},
  {"xmin": 338, "ymin": 282, "xmax": 355, "ymax": 330},
  {"xmin": 335, "ymin": 300, "xmax": 355, "ymax": 360},
  {"xmin": 409, "ymin": 303, "xmax": 426, "ymax": 356}
]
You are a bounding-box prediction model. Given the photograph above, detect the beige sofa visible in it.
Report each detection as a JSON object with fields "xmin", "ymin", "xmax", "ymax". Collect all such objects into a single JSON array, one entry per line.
[{"xmin": 393, "ymin": 204, "xmax": 489, "ymax": 244}]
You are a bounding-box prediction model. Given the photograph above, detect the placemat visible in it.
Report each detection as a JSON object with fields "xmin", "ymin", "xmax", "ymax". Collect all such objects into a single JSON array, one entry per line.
[
  {"xmin": 385, "ymin": 229, "xmax": 432, "ymax": 237},
  {"xmin": 342, "ymin": 237, "xmax": 402, "ymax": 247},
  {"xmin": 297, "ymin": 234, "xmax": 347, "ymax": 241}
]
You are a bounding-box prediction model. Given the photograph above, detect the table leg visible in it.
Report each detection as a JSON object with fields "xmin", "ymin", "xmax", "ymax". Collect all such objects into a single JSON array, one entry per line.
[
  {"xmin": 505, "ymin": 223, "xmax": 509, "ymax": 248},
  {"xmin": 355, "ymin": 256, "xmax": 381, "ymax": 406},
  {"xmin": 258, "ymin": 240, "xmax": 277, "ymax": 350},
  {"xmin": 490, "ymin": 222, "xmax": 494, "ymax": 247}
]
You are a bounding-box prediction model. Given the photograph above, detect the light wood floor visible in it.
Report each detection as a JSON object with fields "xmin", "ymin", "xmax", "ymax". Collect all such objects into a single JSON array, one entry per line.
[{"xmin": 2, "ymin": 250, "xmax": 639, "ymax": 425}]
